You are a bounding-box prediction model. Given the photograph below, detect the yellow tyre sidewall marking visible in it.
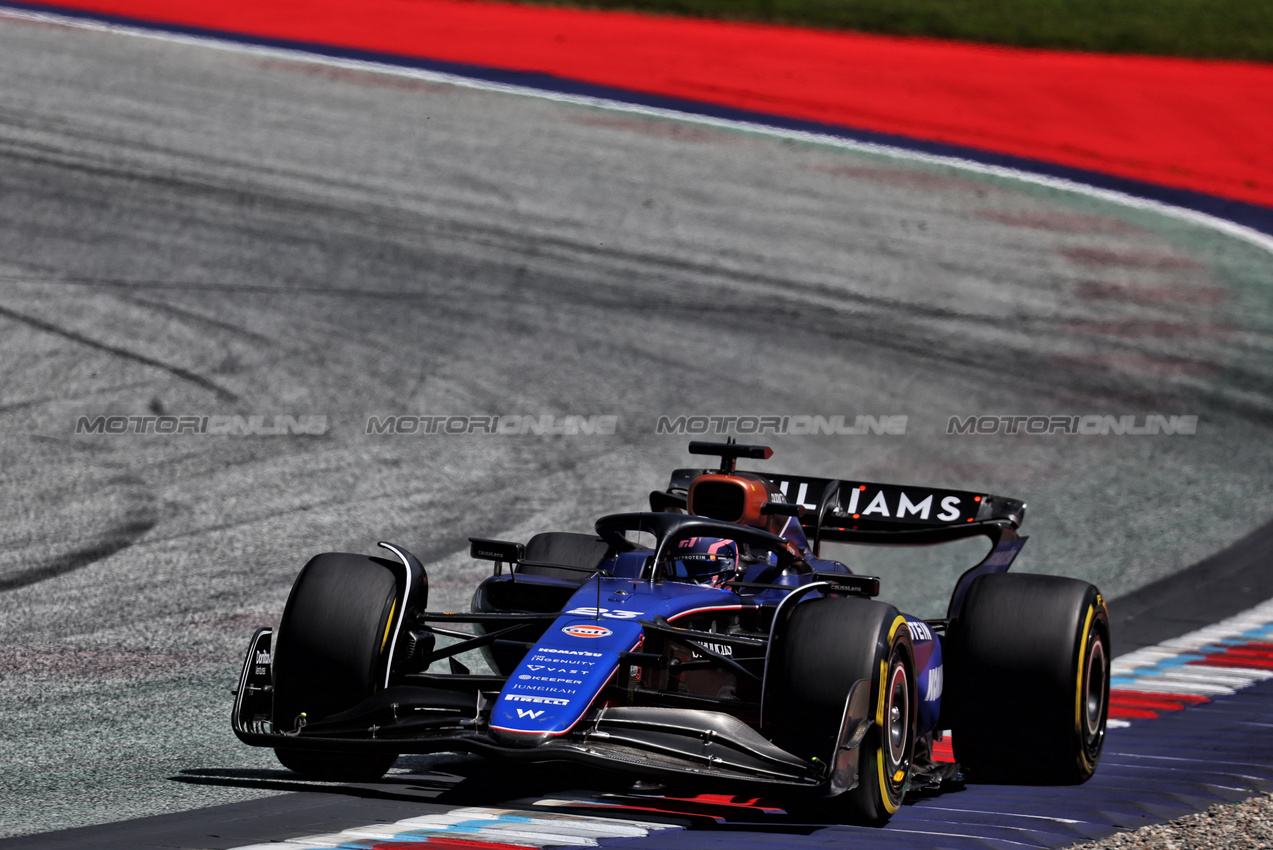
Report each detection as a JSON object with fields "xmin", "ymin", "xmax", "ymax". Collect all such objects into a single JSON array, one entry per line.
[
  {"xmin": 381, "ymin": 598, "xmax": 399, "ymax": 654},
  {"xmin": 875, "ymin": 615, "xmax": 909, "ymax": 814},
  {"xmin": 1073, "ymin": 596, "xmax": 1104, "ymax": 775}
]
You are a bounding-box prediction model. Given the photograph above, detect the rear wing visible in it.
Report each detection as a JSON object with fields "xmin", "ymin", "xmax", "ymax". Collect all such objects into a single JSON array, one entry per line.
[
  {"xmin": 663, "ymin": 467, "xmax": 1024, "ymax": 544},
  {"xmin": 660, "ymin": 444, "xmax": 1028, "ymax": 618}
]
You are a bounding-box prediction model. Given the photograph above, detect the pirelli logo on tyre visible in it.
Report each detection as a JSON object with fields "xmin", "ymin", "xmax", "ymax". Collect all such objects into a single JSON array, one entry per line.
[{"xmin": 562, "ymin": 624, "xmax": 612, "ymax": 639}]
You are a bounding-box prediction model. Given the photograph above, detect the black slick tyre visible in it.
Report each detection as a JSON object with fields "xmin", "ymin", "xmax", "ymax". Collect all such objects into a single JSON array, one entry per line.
[
  {"xmin": 271, "ymin": 553, "xmax": 403, "ymax": 781},
  {"xmin": 768, "ymin": 596, "xmax": 917, "ymax": 825},
  {"xmin": 949, "ymin": 573, "xmax": 1110, "ymax": 784}
]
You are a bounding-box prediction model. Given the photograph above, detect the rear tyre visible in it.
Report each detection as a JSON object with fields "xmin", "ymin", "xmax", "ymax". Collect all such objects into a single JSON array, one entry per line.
[
  {"xmin": 271, "ymin": 553, "xmax": 402, "ymax": 781},
  {"xmin": 949, "ymin": 573, "xmax": 1110, "ymax": 784},
  {"xmin": 768, "ymin": 596, "xmax": 917, "ymax": 825}
]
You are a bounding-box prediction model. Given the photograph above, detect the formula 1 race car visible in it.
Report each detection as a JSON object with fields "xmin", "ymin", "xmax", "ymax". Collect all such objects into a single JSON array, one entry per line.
[{"xmin": 233, "ymin": 441, "xmax": 1111, "ymax": 824}]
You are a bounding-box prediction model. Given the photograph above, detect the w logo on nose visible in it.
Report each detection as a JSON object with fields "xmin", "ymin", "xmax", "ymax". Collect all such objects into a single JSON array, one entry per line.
[{"xmin": 516, "ymin": 708, "xmax": 544, "ymax": 719}]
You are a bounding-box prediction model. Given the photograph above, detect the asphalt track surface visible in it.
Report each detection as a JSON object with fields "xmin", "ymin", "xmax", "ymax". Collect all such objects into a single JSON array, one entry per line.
[{"xmin": 1, "ymin": 10, "xmax": 1272, "ymax": 844}]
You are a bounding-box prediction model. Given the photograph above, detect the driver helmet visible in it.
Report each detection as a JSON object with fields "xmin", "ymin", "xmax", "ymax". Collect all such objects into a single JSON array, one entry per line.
[{"xmin": 668, "ymin": 536, "xmax": 739, "ymax": 587}]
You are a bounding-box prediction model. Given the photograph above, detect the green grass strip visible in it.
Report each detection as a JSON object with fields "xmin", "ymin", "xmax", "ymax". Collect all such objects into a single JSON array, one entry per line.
[{"xmin": 516, "ymin": 0, "xmax": 1273, "ymax": 62}]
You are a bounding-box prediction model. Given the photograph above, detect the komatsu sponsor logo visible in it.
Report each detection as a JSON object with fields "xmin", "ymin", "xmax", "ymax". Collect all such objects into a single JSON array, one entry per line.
[
  {"xmin": 534, "ymin": 648, "xmax": 604, "ymax": 658},
  {"xmin": 505, "ymin": 695, "xmax": 570, "ymax": 705}
]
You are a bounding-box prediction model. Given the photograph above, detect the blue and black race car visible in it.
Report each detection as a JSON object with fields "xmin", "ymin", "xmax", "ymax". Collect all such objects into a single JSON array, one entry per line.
[{"xmin": 233, "ymin": 441, "xmax": 1111, "ymax": 824}]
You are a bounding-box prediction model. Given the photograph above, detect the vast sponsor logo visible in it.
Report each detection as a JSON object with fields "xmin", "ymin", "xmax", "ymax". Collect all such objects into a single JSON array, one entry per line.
[
  {"xmin": 565, "ymin": 607, "xmax": 642, "ymax": 620},
  {"xmin": 526, "ymin": 665, "xmax": 590, "ymax": 674},
  {"xmin": 562, "ymin": 624, "xmax": 612, "ymax": 639}
]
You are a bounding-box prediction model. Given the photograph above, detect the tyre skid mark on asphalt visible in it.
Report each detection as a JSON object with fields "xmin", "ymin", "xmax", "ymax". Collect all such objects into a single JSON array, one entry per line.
[{"xmin": 0, "ymin": 302, "xmax": 239, "ymax": 402}]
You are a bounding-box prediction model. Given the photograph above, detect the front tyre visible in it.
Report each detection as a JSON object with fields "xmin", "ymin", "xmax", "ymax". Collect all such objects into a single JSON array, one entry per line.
[
  {"xmin": 271, "ymin": 553, "xmax": 403, "ymax": 781},
  {"xmin": 273, "ymin": 748, "xmax": 399, "ymax": 783},
  {"xmin": 949, "ymin": 573, "xmax": 1110, "ymax": 784},
  {"xmin": 768, "ymin": 596, "xmax": 917, "ymax": 825}
]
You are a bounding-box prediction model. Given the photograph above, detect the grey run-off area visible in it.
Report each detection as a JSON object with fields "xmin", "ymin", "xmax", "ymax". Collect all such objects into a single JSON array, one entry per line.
[{"xmin": 0, "ymin": 11, "xmax": 1271, "ymax": 838}]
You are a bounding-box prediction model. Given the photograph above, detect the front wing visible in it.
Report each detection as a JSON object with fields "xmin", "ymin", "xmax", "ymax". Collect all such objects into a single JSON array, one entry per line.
[{"xmin": 233, "ymin": 627, "xmax": 869, "ymax": 794}]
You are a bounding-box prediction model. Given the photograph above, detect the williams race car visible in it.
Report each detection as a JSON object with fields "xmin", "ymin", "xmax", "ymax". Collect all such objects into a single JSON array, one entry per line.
[{"xmin": 232, "ymin": 441, "xmax": 1110, "ymax": 824}]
